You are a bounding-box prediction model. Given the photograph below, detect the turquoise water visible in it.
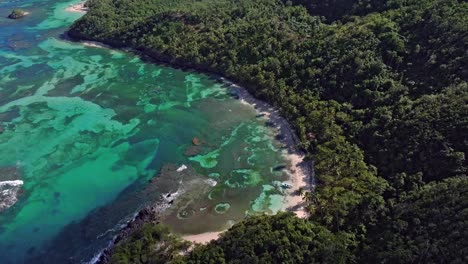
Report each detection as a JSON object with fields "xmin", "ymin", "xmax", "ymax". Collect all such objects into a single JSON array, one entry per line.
[{"xmin": 0, "ymin": 1, "xmax": 289, "ymax": 263}]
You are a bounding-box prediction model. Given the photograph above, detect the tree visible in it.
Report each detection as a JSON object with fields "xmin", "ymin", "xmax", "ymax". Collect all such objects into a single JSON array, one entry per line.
[
  {"xmin": 361, "ymin": 176, "xmax": 468, "ymax": 263},
  {"xmin": 109, "ymin": 223, "xmax": 190, "ymax": 264},
  {"xmin": 185, "ymin": 213, "xmax": 355, "ymax": 264}
]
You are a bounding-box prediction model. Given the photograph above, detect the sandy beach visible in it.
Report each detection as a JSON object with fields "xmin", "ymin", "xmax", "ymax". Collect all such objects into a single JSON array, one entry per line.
[
  {"xmin": 229, "ymin": 80, "xmax": 314, "ymax": 218},
  {"xmin": 180, "ymin": 80, "xmax": 314, "ymax": 244},
  {"xmin": 182, "ymin": 231, "xmax": 222, "ymax": 244},
  {"xmin": 181, "ymin": 148, "xmax": 310, "ymax": 245},
  {"xmin": 65, "ymin": 2, "xmax": 87, "ymax": 13},
  {"xmin": 282, "ymin": 153, "xmax": 310, "ymax": 218}
]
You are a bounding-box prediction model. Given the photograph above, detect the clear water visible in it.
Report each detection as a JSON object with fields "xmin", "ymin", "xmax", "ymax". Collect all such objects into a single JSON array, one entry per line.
[{"xmin": 0, "ymin": 1, "xmax": 289, "ymax": 263}]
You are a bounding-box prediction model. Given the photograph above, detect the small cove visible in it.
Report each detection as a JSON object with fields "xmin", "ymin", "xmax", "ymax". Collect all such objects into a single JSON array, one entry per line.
[{"xmin": 0, "ymin": 0, "xmax": 301, "ymax": 263}]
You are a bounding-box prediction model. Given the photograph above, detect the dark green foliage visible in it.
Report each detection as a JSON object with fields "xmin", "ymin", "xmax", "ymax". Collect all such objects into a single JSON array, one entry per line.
[
  {"xmin": 109, "ymin": 223, "xmax": 190, "ymax": 264},
  {"xmin": 361, "ymin": 83, "xmax": 468, "ymax": 186},
  {"xmin": 361, "ymin": 176, "xmax": 468, "ymax": 263},
  {"xmin": 185, "ymin": 213, "xmax": 355, "ymax": 264},
  {"xmin": 285, "ymin": 0, "xmax": 389, "ymax": 21},
  {"xmin": 69, "ymin": 0, "xmax": 467, "ymax": 189},
  {"xmin": 70, "ymin": 0, "xmax": 468, "ymax": 262},
  {"xmin": 70, "ymin": 0, "xmax": 393, "ymax": 233}
]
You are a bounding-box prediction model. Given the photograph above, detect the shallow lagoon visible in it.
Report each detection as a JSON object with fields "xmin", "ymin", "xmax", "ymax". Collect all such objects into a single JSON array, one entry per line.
[{"xmin": 0, "ymin": 0, "xmax": 289, "ymax": 262}]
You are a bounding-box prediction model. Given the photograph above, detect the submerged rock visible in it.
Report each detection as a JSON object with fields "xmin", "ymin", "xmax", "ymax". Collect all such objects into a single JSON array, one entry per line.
[
  {"xmin": 88, "ymin": 165, "xmax": 189, "ymax": 263},
  {"xmin": 184, "ymin": 145, "xmax": 203, "ymax": 157},
  {"xmin": 215, "ymin": 203, "xmax": 230, "ymax": 214},
  {"xmin": 273, "ymin": 165, "xmax": 287, "ymax": 171},
  {"xmin": 0, "ymin": 166, "xmax": 22, "ymax": 182},
  {"xmin": 192, "ymin": 137, "xmax": 202, "ymax": 146},
  {"xmin": 7, "ymin": 34, "xmax": 33, "ymax": 50}
]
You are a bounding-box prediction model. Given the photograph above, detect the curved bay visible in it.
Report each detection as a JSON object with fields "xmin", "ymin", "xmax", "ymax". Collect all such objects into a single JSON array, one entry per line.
[{"xmin": 0, "ymin": 0, "xmax": 289, "ymax": 262}]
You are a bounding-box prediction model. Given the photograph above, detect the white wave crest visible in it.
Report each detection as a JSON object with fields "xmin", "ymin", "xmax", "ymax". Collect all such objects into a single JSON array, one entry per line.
[
  {"xmin": 0, "ymin": 180, "xmax": 24, "ymax": 212},
  {"xmin": 176, "ymin": 164, "xmax": 187, "ymax": 172}
]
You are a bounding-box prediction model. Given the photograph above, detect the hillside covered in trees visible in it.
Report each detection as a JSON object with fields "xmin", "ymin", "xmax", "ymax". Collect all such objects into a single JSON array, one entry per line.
[{"xmin": 69, "ymin": 0, "xmax": 467, "ymax": 262}]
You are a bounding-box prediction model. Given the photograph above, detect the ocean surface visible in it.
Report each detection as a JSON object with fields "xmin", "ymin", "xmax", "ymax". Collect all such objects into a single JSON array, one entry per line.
[{"xmin": 0, "ymin": 1, "xmax": 289, "ymax": 263}]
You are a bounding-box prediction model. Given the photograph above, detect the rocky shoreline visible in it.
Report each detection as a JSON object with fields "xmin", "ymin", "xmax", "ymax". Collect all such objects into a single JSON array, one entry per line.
[
  {"xmin": 92, "ymin": 163, "xmax": 216, "ymax": 263},
  {"xmin": 92, "ymin": 164, "xmax": 182, "ymax": 263},
  {"xmin": 93, "ymin": 206, "xmax": 161, "ymax": 263}
]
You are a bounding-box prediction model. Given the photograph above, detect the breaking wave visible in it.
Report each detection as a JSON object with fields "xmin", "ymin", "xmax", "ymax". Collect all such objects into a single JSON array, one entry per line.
[{"xmin": 0, "ymin": 180, "xmax": 24, "ymax": 212}]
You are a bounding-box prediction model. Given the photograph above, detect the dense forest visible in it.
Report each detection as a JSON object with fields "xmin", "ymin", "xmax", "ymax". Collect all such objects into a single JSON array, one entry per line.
[{"xmin": 69, "ymin": 0, "xmax": 467, "ymax": 263}]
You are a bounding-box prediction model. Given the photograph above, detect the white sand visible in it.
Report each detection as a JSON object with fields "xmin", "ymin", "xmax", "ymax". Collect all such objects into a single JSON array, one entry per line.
[
  {"xmin": 182, "ymin": 231, "xmax": 222, "ymax": 244},
  {"xmin": 282, "ymin": 153, "xmax": 309, "ymax": 218},
  {"xmin": 181, "ymin": 80, "xmax": 314, "ymax": 244},
  {"xmin": 182, "ymin": 152, "xmax": 310, "ymax": 244},
  {"xmin": 80, "ymin": 41, "xmax": 111, "ymax": 49},
  {"xmin": 227, "ymin": 80, "xmax": 313, "ymax": 218},
  {"xmin": 65, "ymin": 2, "xmax": 87, "ymax": 13}
]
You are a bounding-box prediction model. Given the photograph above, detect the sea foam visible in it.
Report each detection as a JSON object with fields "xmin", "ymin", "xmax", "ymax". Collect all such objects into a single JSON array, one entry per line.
[{"xmin": 0, "ymin": 180, "xmax": 24, "ymax": 212}]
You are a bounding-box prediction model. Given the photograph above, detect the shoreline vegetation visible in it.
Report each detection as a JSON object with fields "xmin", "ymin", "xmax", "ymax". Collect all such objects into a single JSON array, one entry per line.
[
  {"xmin": 231, "ymin": 81, "xmax": 313, "ymax": 217},
  {"xmin": 68, "ymin": 0, "xmax": 467, "ymax": 262},
  {"xmin": 181, "ymin": 81, "xmax": 314, "ymax": 244}
]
